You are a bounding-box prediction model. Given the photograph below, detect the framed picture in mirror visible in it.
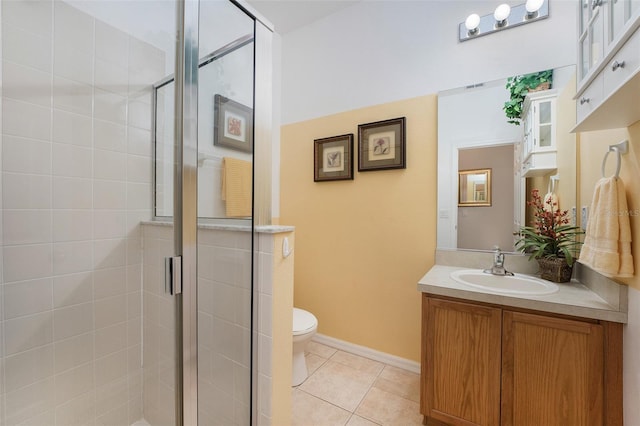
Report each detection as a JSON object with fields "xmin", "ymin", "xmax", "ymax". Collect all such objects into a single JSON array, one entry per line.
[
  {"xmin": 458, "ymin": 168, "xmax": 491, "ymax": 206},
  {"xmin": 214, "ymin": 94, "xmax": 253, "ymax": 153}
]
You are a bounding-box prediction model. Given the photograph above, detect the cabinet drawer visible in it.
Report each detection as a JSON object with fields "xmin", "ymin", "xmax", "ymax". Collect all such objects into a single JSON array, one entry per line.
[
  {"xmin": 577, "ymin": 73, "xmax": 604, "ymax": 123},
  {"xmin": 604, "ymin": 28, "xmax": 640, "ymax": 95}
]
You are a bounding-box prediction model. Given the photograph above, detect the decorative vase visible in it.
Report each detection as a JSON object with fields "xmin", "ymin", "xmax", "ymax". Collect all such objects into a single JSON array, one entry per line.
[
  {"xmin": 528, "ymin": 81, "xmax": 551, "ymax": 92},
  {"xmin": 537, "ymin": 257, "xmax": 573, "ymax": 283}
]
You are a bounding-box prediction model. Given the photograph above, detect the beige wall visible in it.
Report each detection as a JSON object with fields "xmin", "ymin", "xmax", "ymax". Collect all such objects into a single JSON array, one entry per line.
[
  {"xmin": 458, "ymin": 144, "xmax": 514, "ymax": 251},
  {"xmin": 525, "ymin": 77, "xmax": 578, "ymax": 227},
  {"xmin": 578, "ymin": 125, "xmax": 640, "ymax": 289},
  {"xmin": 280, "ymin": 95, "xmax": 437, "ymax": 361},
  {"xmin": 270, "ymin": 232, "xmax": 294, "ymax": 426}
]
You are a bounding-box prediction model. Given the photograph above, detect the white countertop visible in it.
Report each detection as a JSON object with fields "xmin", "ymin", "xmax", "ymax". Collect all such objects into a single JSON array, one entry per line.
[{"xmin": 418, "ymin": 265, "xmax": 627, "ymax": 323}]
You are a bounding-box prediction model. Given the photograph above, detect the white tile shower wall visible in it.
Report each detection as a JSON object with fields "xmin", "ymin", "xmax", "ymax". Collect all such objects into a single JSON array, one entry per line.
[
  {"xmin": 141, "ymin": 224, "xmax": 176, "ymax": 426},
  {"xmin": 141, "ymin": 224, "xmax": 254, "ymax": 425},
  {"xmin": 0, "ymin": 1, "xmax": 164, "ymax": 425},
  {"xmin": 256, "ymin": 232, "xmax": 274, "ymax": 426},
  {"xmin": 199, "ymin": 227, "xmax": 252, "ymax": 426}
]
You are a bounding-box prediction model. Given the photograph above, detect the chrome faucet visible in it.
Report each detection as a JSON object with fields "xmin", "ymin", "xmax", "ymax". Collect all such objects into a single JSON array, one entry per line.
[{"xmin": 483, "ymin": 247, "xmax": 514, "ymax": 276}]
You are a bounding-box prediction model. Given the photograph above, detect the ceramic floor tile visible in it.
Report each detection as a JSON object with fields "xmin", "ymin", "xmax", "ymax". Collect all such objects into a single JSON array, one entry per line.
[
  {"xmin": 307, "ymin": 341, "xmax": 337, "ymax": 359},
  {"xmin": 330, "ymin": 351, "xmax": 384, "ymax": 376},
  {"xmin": 292, "ymin": 388, "xmax": 351, "ymax": 426},
  {"xmin": 346, "ymin": 414, "xmax": 381, "ymax": 426},
  {"xmin": 299, "ymin": 360, "xmax": 378, "ymax": 412},
  {"xmin": 355, "ymin": 386, "xmax": 423, "ymax": 426},
  {"xmin": 373, "ymin": 365, "xmax": 420, "ymax": 402},
  {"xmin": 306, "ymin": 352, "xmax": 328, "ymax": 377}
]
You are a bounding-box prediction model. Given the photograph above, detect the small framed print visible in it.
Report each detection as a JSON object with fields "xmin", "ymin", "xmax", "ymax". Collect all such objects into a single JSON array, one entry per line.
[
  {"xmin": 314, "ymin": 134, "xmax": 354, "ymax": 182},
  {"xmin": 358, "ymin": 117, "xmax": 406, "ymax": 171},
  {"xmin": 214, "ymin": 94, "xmax": 253, "ymax": 153}
]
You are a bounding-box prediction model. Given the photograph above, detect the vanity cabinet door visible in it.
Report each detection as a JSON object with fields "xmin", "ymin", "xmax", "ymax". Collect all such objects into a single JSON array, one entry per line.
[
  {"xmin": 423, "ymin": 297, "xmax": 501, "ymax": 426},
  {"xmin": 501, "ymin": 311, "xmax": 604, "ymax": 426}
]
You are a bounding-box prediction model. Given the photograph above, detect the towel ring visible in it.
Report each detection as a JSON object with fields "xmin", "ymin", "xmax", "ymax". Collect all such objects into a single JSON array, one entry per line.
[{"xmin": 601, "ymin": 140, "xmax": 629, "ymax": 178}]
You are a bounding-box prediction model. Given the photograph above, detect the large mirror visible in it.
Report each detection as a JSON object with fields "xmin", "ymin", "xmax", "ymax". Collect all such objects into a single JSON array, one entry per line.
[{"xmin": 437, "ymin": 64, "xmax": 578, "ymax": 253}]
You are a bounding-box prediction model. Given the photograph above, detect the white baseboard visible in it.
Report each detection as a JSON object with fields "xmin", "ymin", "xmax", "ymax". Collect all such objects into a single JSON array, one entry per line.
[{"xmin": 312, "ymin": 333, "xmax": 421, "ymax": 374}]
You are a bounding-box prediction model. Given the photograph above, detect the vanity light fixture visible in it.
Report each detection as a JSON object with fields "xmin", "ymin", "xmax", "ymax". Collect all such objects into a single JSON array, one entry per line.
[
  {"xmin": 494, "ymin": 4, "xmax": 511, "ymax": 27},
  {"xmin": 459, "ymin": 0, "xmax": 549, "ymax": 42},
  {"xmin": 525, "ymin": 0, "xmax": 545, "ymax": 17},
  {"xmin": 465, "ymin": 13, "xmax": 481, "ymax": 34}
]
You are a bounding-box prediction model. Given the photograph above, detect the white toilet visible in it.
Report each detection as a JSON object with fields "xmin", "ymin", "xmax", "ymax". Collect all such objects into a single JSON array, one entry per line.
[{"xmin": 292, "ymin": 307, "xmax": 318, "ymax": 386}]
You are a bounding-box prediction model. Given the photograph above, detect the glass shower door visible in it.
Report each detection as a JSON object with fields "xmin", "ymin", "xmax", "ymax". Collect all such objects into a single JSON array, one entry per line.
[
  {"xmin": 152, "ymin": 1, "xmax": 259, "ymax": 424},
  {"xmin": 196, "ymin": 3, "xmax": 256, "ymax": 424},
  {"xmin": 0, "ymin": 0, "xmax": 178, "ymax": 425}
]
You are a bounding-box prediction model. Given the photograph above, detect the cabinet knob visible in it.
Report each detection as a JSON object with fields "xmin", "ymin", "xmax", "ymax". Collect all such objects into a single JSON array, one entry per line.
[
  {"xmin": 580, "ymin": 97, "xmax": 591, "ymax": 105},
  {"xmin": 592, "ymin": 0, "xmax": 603, "ymax": 9},
  {"xmin": 612, "ymin": 60, "xmax": 626, "ymax": 71}
]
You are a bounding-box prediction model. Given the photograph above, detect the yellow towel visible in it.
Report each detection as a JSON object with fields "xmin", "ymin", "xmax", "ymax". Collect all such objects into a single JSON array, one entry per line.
[
  {"xmin": 578, "ymin": 177, "xmax": 634, "ymax": 278},
  {"xmin": 221, "ymin": 157, "xmax": 252, "ymax": 218}
]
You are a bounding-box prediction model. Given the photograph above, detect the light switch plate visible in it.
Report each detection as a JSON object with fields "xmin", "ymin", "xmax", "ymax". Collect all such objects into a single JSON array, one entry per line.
[
  {"xmin": 581, "ymin": 206, "xmax": 588, "ymax": 230},
  {"xmin": 571, "ymin": 206, "xmax": 577, "ymax": 226}
]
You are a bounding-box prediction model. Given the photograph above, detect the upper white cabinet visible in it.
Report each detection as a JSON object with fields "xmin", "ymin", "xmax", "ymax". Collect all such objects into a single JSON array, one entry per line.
[
  {"xmin": 575, "ymin": 0, "xmax": 640, "ymax": 131},
  {"xmin": 522, "ymin": 90, "xmax": 557, "ymax": 177}
]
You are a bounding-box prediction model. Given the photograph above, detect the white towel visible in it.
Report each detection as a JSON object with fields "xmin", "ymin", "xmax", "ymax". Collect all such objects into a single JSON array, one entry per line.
[{"xmin": 578, "ymin": 176, "xmax": 634, "ymax": 278}]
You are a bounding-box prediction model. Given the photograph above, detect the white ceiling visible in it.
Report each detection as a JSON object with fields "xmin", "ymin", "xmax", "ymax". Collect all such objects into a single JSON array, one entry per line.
[{"xmin": 246, "ymin": 0, "xmax": 360, "ymax": 34}]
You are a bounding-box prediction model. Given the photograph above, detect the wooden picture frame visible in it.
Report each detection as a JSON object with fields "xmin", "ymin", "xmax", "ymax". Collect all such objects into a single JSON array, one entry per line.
[
  {"xmin": 458, "ymin": 168, "xmax": 492, "ymax": 206},
  {"xmin": 213, "ymin": 94, "xmax": 253, "ymax": 153},
  {"xmin": 314, "ymin": 134, "xmax": 354, "ymax": 182},
  {"xmin": 358, "ymin": 117, "xmax": 406, "ymax": 171}
]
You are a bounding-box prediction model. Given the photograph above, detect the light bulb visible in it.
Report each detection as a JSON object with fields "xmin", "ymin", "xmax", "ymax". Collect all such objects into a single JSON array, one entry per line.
[
  {"xmin": 494, "ymin": 3, "xmax": 511, "ymax": 24},
  {"xmin": 465, "ymin": 13, "xmax": 480, "ymax": 32},
  {"xmin": 525, "ymin": 0, "xmax": 544, "ymax": 13}
]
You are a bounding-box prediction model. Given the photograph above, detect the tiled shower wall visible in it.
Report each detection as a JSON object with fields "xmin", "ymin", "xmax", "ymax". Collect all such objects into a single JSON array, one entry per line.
[
  {"xmin": 0, "ymin": 1, "xmax": 164, "ymax": 424},
  {"xmin": 141, "ymin": 224, "xmax": 254, "ymax": 425}
]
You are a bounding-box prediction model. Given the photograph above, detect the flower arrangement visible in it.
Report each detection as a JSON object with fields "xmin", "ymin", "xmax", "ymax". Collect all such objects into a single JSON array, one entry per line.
[{"xmin": 515, "ymin": 189, "xmax": 583, "ymax": 267}]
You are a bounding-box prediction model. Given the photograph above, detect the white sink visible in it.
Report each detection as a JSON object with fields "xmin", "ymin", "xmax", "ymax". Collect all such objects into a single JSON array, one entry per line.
[{"xmin": 450, "ymin": 269, "xmax": 559, "ymax": 296}]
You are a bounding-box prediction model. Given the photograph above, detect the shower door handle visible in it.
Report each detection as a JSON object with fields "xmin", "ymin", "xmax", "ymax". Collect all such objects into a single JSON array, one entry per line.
[{"xmin": 165, "ymin": 256, "xmax": 183, "ymax": 295}]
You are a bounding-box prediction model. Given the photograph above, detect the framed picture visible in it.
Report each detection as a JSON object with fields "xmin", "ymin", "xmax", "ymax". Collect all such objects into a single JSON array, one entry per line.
[
  {"xmin": 458, "ymin": 168, "xmax": 492, "ymax": 207},
  {"xmin": 358, "ymin": 117, "xmax": 406, "ymax": 171},
  {"xmin": 314, "ymin": 134, "xmax": 354, "ymax": 182},
  {"xmin": 214, "ymin": 94, "xmax": 253, "ymax": 153}
]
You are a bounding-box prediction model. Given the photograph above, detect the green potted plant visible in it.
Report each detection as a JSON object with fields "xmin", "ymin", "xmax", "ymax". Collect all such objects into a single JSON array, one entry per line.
[
  {"xmin": 503, "ymin": 69, "xmax": 553, "ymax": 125},
  {"xmin": 515, "ymin": 189, "xmax": 583, "ymax": 283}
]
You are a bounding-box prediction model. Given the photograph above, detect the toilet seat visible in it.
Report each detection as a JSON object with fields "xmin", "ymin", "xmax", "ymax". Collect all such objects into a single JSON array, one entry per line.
[{"xmin": 293, "ymin": 308, "xmax": 317, "ymax": 336}]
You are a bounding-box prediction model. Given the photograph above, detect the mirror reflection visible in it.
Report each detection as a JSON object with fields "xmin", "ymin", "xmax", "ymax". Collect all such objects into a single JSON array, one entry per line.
[
  {"xmin": 458, "ymin": 169, "xmax": 491, "ymax": 207},
  {"xmin": 154, "ymin": 34, "xmax": 255, "ymax": 220},
  {"xmin": 437, "ymin": 64, "xmax": 577, "ymax": 253}
]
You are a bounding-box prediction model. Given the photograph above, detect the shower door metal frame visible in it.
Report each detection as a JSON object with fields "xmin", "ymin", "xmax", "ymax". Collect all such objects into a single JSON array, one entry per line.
[{"xmin": 173, "ymin": 0, "xmax": 199, "ymax": 424}]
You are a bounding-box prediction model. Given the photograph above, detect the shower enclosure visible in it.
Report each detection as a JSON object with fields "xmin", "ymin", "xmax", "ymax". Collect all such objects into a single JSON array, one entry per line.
[{"xmin": 0, "ymin": 0, "xmax": 272, "ymax": 424}]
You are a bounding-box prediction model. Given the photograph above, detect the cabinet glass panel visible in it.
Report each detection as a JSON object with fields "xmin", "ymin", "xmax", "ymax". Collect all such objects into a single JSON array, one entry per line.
[
  {"xmin": 610, "ymin": 0, "xmax": 627, "ymax": 43},
  {"xmin": 539, "ymin": 124, "xmax": 552, "ymax": 148},
  {"xmin": 539, "ymin": 101, "xmax": 552, "ymax": 124},
  {"xmin": 580, "ymin": 36, "xmax": 590, "ymax": 78},
  {"xmin": 580, "ymin": 0, "xmax": 591, "ymax": 34},
  {"xmin": 590, "ymin": 9, "xmax": 604, "ymax": 67}
]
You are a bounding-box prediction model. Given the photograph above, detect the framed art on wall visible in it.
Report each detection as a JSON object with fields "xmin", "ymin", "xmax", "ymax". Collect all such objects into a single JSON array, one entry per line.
[
  {"xmin": 314, "ymin": 134, "xmax": 354, "ymax": 182},
  {"xmin": 357, "ymin": 117, "xmax": 406, "ymax": 171},
  {"xmin": 214, "ymin": 94, "xmax": 253, "ymax": 152}
]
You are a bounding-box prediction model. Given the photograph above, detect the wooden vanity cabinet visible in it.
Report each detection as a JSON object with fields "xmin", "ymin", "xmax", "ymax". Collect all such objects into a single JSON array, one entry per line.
[{"xmin": 421, "ymin": 294, "xmax": 623, "ymax": 426}]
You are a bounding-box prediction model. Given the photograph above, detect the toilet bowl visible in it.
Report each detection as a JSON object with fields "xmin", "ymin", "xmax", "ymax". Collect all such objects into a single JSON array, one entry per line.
[{"xmin": 292, "ymin": 307, "xmax": 318, "ymax": 386}]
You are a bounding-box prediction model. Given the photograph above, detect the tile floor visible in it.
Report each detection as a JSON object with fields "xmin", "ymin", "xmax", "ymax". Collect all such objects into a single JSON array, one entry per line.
[{"xmin": 292, "ymin": 341, "xmax": 424, "ymax": 426}]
